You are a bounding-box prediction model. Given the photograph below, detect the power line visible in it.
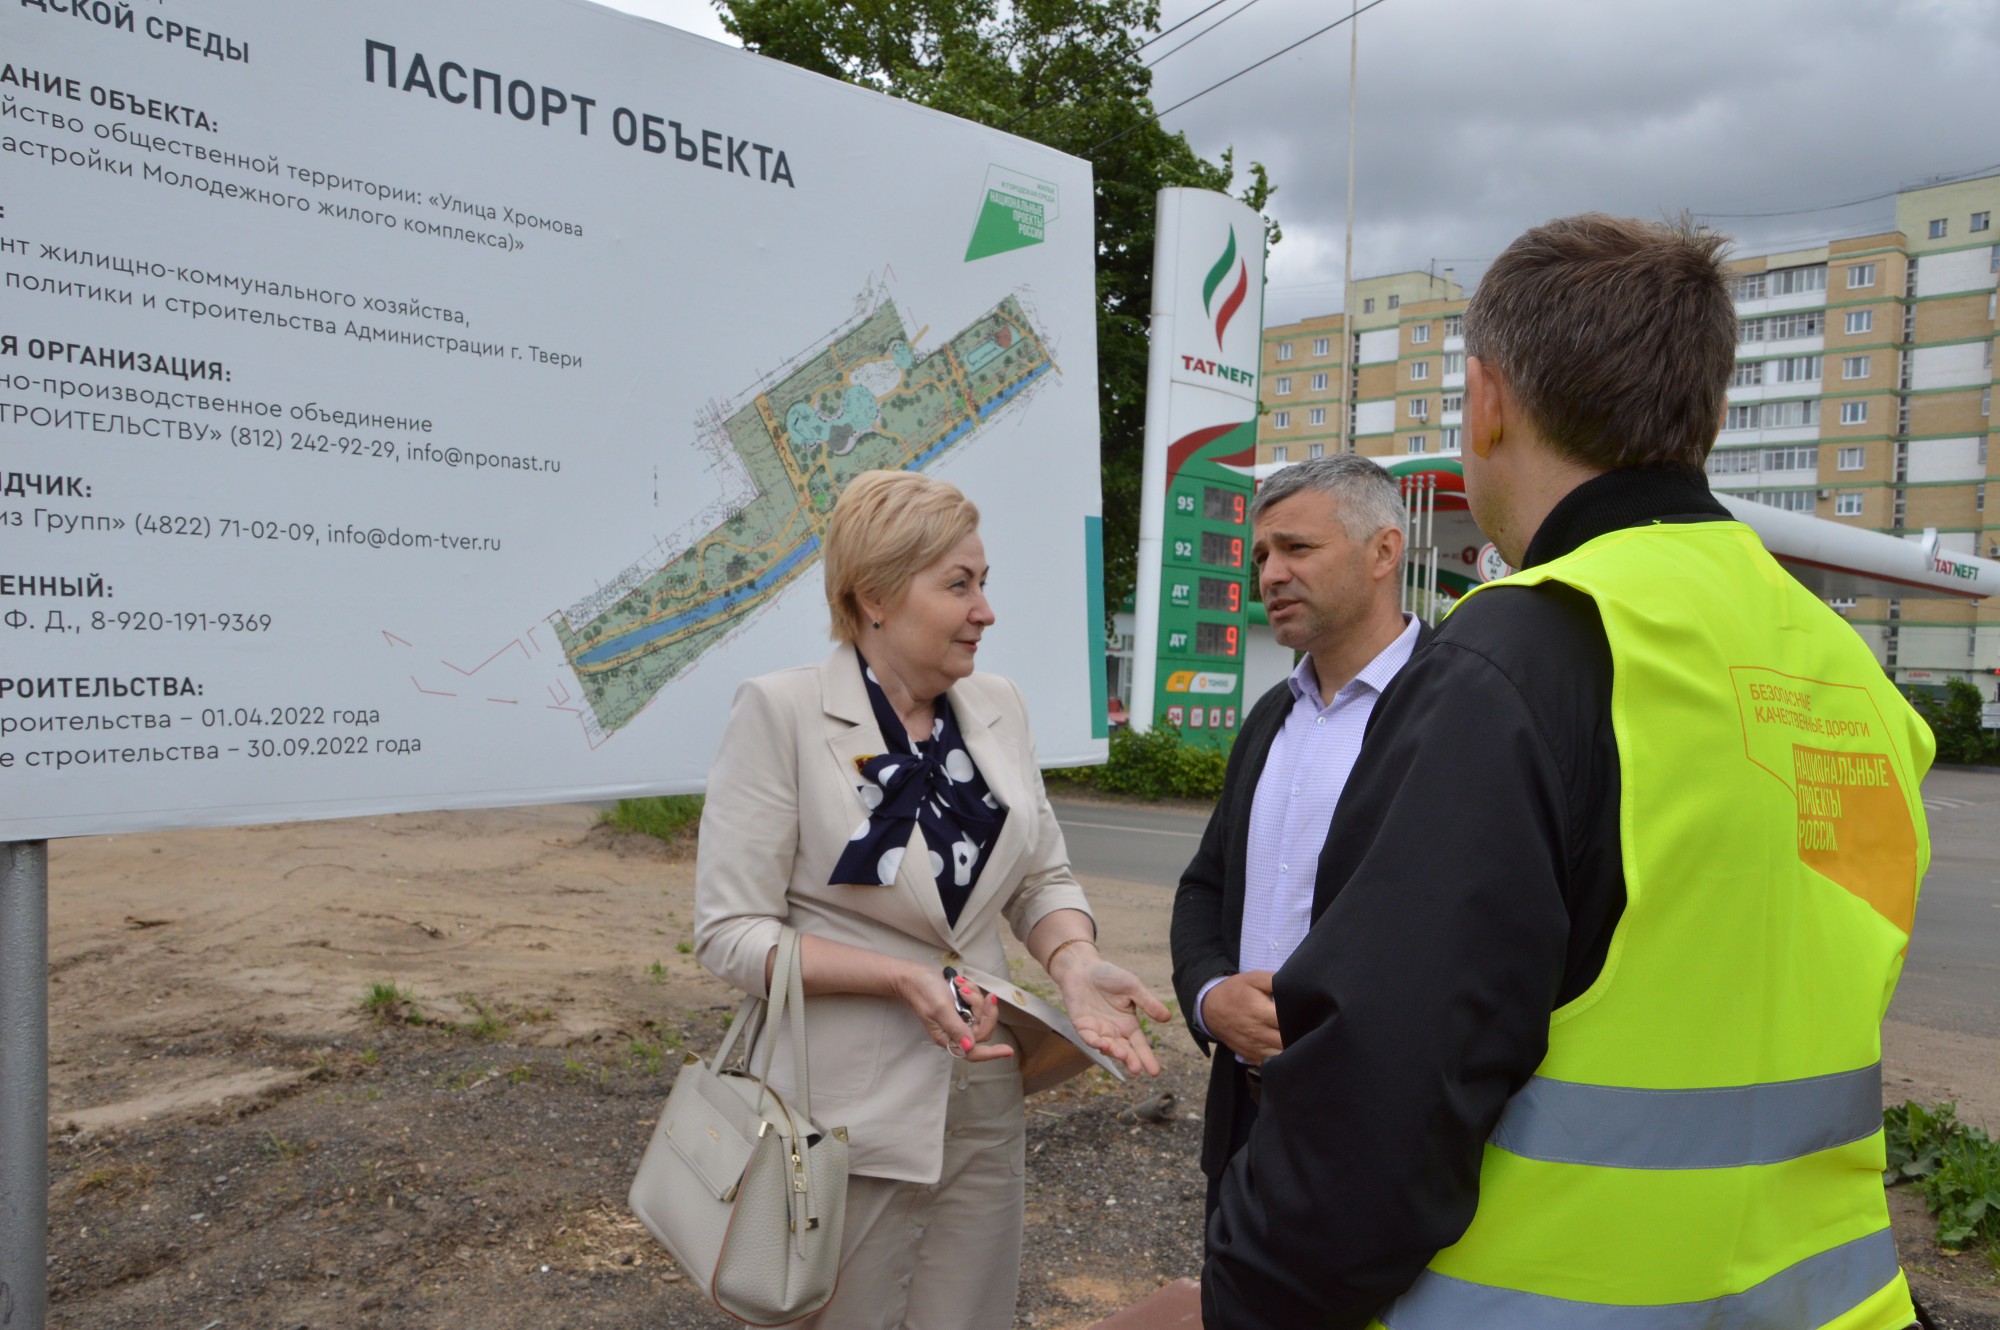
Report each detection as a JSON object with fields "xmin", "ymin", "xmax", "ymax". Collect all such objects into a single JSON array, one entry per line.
[
  {"xmin": 995, "ymin": 0, "xmax": 1237, "ymax": 135},
  {"xmin": 1089, "ymin": 0, "xmax": 1395, "ymax": 155},
  {"xmin": 1696, "ymin": 161, "xmax": 2000, "ymax": 220},
  {"xmin": 1143, "ymin": 0, "xmax": 1266, "ymax": 69}
]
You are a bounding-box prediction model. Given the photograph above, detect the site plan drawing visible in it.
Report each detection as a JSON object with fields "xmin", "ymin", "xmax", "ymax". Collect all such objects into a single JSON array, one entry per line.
[{"xmin": 552, "ymin": 286, "xmax": 1056, "ymax": 738}]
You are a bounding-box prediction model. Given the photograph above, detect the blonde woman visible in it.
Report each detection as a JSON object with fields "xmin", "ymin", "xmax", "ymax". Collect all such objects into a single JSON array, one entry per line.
[{"xmin": 696, "ymin": 469, "xmax": 1167, "ymax": 1330}]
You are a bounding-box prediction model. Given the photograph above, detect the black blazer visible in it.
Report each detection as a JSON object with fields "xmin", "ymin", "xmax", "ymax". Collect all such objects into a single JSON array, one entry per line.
[
  {"xmin": 1168, "ymin": 623, "xmax": 1432, "ymax": 1179},
  {"xmin": 1168, "ymin": 674, "xmax": 1295, "ymax": 1178}
]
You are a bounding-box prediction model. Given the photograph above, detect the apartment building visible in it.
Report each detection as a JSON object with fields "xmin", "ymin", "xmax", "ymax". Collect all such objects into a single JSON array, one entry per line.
[
  {"xmin": 1259, "ymin": 270, "xmax": 1465, "ymax": 468},
  {"xmin": 1256, "ymin": 174, "xmax": 2000, "ymax": 684}
]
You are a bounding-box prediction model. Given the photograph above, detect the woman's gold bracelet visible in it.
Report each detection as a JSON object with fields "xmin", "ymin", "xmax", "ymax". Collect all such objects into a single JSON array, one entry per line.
[{"xmin": 1044, "ymin": 935, "xmax": 1097, "ymax": 974}]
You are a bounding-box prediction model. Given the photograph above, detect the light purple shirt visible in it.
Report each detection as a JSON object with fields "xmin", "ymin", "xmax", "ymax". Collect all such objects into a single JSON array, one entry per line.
[{"xmin": 1195, "ymin": 614, "xmax": 1420, "ymax": 1040}]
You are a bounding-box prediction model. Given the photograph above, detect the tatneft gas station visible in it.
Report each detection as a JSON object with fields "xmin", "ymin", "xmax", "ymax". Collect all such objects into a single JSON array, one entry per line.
[{"xmin": 1118, "ymin": 191, "xmax": 2000, "ymax": 745}]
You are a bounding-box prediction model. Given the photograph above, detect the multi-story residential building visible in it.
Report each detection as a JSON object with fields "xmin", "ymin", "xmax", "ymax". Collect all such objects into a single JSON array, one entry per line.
[
  {"xmin": 1256, "ymin": 174, "xmax": 2000, "ymax": 685},
  {"xmin": 1259, "ymin": 271, "xmax": 1465, "ymax": 468}
]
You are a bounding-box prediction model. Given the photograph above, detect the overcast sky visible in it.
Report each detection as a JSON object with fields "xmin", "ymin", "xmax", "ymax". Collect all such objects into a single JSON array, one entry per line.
[{"xmin": 599, "ymin": 0, "xmax": 2000, "ymax": 325}]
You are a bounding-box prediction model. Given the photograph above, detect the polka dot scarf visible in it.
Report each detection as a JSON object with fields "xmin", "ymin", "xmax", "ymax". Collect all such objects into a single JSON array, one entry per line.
[{"xmin": 828, "ymin": 655, "xmax": 1007, "ymax": 925}]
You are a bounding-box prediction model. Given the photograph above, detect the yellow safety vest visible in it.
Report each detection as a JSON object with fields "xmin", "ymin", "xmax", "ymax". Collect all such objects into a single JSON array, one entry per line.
[{"xmin": 1374, "ymin": 519, "xmax": 1933, "ymax": 1330}]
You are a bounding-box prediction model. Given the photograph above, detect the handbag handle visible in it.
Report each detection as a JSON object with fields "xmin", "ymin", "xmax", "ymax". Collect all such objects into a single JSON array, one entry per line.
[{"xmin": 708, "ymin": 926, "xmax": 814, "ymax": 1122}]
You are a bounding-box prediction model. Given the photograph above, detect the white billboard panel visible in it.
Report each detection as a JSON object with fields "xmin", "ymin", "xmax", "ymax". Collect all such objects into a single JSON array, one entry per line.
[{"xmin": 0, "ymin": 0, "xmax": 1105, "ymax": 838}]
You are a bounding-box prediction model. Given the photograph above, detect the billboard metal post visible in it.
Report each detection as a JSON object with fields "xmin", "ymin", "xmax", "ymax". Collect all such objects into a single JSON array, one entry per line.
[{"xmin": 0, "ymin": 839, "xmax": 49, "ymax": 1330}]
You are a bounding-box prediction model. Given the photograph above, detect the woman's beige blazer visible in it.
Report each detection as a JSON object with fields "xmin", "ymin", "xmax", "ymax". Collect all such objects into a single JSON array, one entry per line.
[{"xmin": 694, "ymin": 644, "xmax": 1093, "ymax": 1183}]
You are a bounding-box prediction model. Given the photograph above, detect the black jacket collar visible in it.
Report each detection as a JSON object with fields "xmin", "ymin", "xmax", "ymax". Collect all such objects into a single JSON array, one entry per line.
[{"xmin": 1521, "ymin": 466, "xmax": 1732, "ymax": 569}]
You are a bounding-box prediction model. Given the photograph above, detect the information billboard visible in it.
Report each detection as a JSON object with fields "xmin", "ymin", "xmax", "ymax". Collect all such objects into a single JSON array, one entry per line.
[{"xmin": 0, "ymin": 0, "xmax": 1105, "ymax": 839}]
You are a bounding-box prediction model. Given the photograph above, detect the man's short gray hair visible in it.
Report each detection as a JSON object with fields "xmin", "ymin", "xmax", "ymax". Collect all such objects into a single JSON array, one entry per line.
[{"xmin": 1250, "ymin": 455, "xmax": 1407, "ymax": 563}]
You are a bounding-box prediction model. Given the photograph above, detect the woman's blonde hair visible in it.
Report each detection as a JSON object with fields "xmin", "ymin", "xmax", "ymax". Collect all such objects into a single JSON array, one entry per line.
[{"xmin": 822, "ymin": 470, "xmax": 980, "ymax": 643}]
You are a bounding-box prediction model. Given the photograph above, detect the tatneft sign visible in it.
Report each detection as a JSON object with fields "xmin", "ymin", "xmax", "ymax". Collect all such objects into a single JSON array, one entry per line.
[
  {"xmin": 0, "ymin": 0, "xmax": 1104, "ymax": 839},
  {"xmin": 1166, "ymin": 204, "xmax": 1260, "ymax": 404}
]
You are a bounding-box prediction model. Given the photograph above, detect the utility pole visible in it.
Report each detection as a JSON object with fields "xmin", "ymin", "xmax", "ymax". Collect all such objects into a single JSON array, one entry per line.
[{"xmin": 1338, "ymin": 1, "xmax": 1359, "ymax": 454}]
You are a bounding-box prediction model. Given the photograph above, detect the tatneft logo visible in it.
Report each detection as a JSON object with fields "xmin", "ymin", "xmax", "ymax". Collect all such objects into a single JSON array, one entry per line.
[
  {"xmin": 1182, "ymin": 225, "xmax": 1254, "ymax": 386},
  {"xmin": 1934, "ymin": 555, "xmax": 1978, "ymax": 581},
  {"xmin": 1202, "ymin": 226, "xmax": 1249, "ymax": 349}
]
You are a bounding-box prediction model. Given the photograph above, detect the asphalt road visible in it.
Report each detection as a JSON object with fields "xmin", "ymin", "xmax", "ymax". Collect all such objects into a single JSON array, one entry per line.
[{"xmin": 1052, "ymin": 768, "xmax": 2000, "ymax": 1041}]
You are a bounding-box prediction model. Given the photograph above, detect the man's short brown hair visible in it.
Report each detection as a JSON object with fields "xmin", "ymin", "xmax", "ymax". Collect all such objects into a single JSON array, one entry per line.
[{"xmin": 1463, "ymin": 214, "xmax": 1737, "ymax": 471}]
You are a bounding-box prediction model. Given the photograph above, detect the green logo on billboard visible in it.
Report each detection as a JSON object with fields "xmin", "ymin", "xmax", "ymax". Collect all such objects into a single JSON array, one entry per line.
[{"xmin": 967, "ymin": 167, "xmax": 1058, "ymax": 261}]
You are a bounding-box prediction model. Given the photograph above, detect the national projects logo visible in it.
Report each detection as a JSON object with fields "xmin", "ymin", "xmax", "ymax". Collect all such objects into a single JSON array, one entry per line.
[{"xmin": 1202, "ymin": 226, "xmax": 1249, "ymax": 351}]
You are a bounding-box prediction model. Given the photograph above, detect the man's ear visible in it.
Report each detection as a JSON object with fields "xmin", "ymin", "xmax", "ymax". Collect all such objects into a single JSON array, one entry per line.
[
  {"xmin": 1373, "ymin": 523, "xmax": 1406, "ymax": 581},
  {"xmin": 1466, "ymin": 354, "xmax": 1504, "ymax": 460}
]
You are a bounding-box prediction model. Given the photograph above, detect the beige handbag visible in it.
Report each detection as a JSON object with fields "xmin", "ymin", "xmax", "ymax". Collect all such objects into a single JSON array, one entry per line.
[{"xmin": 630, "ymin": 928, "xmax": 848, "ymax": 1325}]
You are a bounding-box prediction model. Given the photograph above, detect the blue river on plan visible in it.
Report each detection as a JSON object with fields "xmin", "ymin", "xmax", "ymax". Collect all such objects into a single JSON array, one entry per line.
[{"xmin": 574, "ymin": 537, "xmax": 821, "ymax": 666}]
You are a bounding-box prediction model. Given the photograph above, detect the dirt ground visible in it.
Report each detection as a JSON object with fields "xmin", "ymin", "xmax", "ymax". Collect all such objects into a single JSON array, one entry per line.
[{"xmin": 33, "ymin": 802, "xmax": 2000, "ymax": 1328}]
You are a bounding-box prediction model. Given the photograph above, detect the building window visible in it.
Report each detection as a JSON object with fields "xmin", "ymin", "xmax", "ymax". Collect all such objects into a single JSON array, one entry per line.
[
  {"xmin": 1768, "ymin": 265, "xmax": 1827, "ymax": 295},
  {"xmin": 1730, "ymin": 362, "xmax": 1762, "ymax": 388},
  {"xmin": 1409, "ymin": 398, "xmax": 1429, "ymax": 421},
  {"xmin": 1837, "ymin": 446, "xmax": 1865, "ymax": 470},
  {"xmin": 1274, "ymin": 376, "xmax": 1292, "ymax": 395},
  {"xmin": 1977, "ymin": 483, "xmax": 1986, "ymax": 513},
  {"xmin": 1842, "ymin": 355, "xmax": 1870, "ymax": 380},
  {"xmin": 1443, "ymin": 351, "xmax": 1465, "ymax": 375},
  {"xmin": 1411, "ymin": 325, "xmax": 1431, "ymax": 344},
  {"xmin": 1974, "ymin": 211, "xmax": 1992, "ymax": 233},
  {"xmin": 1406, "ymin": 435, "xmax": 1427, "ymax": 454},
  {"xmin": 1991, "ymin": 244, "xmax": 1999, "ymax": 274},
  {"xmin": 1440, "ymin": 426, "xmax": 1461, "ymax": 452},
  {"xmin": 1272, "ymin": 410, "xmax": 1291, "ymax": 428},
  {"xmin": 1739, "ymin": 317, "xmax": 1767, "ymax": 343},
  {"xmin": 1271, "ymin": 445, "xmax": 1289, "ymax": 462},
  {"xmin": 1827, "ymin": 597, "xmax": 1857, "ymax": 611},
  {"xmin": 1754, "ymin": 490, "xmax": 1816, "ymax": 513},
  {"xmin": 1845, "ymin": 309, "xmax": 1872, "ymax": 335},
  {"xmin": 1410, "ymin": 361, "xmax": 1430, "ymax": 381},
  {"xmin": 1840, "ymin": 401, "xmax": 1868, "ymax": 425},
  {"xmin": 1707, "ymin": 449, "xmax": 1759, "ymax": 474},
  {"xmin": 1388, "ymin": 294, "xmax": 1400, "ymax": 309},
  {"xmin": 1727, "ymin": 400, "xmax": 1820, "ymax": 431},
  {"xmin": 1770, "ymin": 312, "xmax": 1823, "ymax": 340},
  {"xmin": 1442, "ymin": 393, "xmax": 1464, "ymax": 413},
  {"xmin": 1363, "ymin": 298, "xmax": 1375, "ymax": 314},
  {"xmin": 1991, "ymin": 293, "xmax": 1997, "ymax": 321},
  {"xmin": 1929, "ymin": 218, "xmax": 1948, "ymax": 239},
  {"xmin": 1311, "ymin": 372, "xmax": 1328, "ymax": 391},
  {"xmin": 1733, "ymin": 273, "xmax": 1767, "ymax": 301},
  {"xmin": 1762, "ymin": 445, "xmax": 1818, "ymax": 472},
  {"xmin": 1834, "ymin": 492, "xmax": 1864, "ymax": 517},
  {"xmin": 1309, "ymin": 407, "xmax": 1326, "ymax": 426},
  {"xmin": 1443, "ymin": 315, "xmax": 1463, "ymax": 338},
  {"xmin": 1308, "ymin": 442, "xmax": 1325, "ymax": 459},
  {"xmin": 1847, "ymin": 263, "xmax": 1876, "ymax": 289},
  {"xmin": 1772, "ymin": 355, "xmax": 1821, "ymax": 383},
  {"xmin": 1276, "ymin": 343, "xmax": 1293, "ymax": 361},
  {"xmin": 1983, "ymin": 387, "xmax": 1991, "ymax": 417}
]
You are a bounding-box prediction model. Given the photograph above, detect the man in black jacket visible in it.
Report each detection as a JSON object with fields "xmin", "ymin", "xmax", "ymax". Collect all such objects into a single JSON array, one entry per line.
[{"xmin": 1169, "ymin": 454, "xmax": 1423, "ymax": 1223}]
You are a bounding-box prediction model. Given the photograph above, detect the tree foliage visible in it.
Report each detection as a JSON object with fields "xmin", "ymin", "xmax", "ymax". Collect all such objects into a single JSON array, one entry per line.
[
  {"xmin": 717, "ymin": 0, "xmax": 1279, "ymax": 615},
  {"xmin": 1907, "ymin": 678, "xmax": 1999, "ymax": 766}
]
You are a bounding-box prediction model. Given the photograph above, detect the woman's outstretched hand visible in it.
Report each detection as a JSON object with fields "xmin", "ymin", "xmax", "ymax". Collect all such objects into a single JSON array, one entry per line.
[{"xmin": 1054, "ymin": 955, "xmax": 1171, "ymax": 1077}]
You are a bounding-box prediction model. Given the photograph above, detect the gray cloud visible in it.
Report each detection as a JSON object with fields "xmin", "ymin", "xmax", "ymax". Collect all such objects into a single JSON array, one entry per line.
[{"xmin": 1148, "ymin": 0, "xmax": 2000, "ymax": 321}]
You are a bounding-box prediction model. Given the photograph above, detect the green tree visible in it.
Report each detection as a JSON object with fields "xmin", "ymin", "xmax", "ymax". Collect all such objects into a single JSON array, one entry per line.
[
  {"xmin": 717, "ymin": 0, "xmax": 1279, "ymax": 615},
  {"xmin": 1908, "ymin": 678, "xmax": 1998, "ymax": 766}
]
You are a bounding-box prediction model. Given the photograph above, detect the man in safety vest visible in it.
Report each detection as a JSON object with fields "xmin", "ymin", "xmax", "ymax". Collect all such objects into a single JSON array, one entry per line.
[{"xmin": 1202, "ymin": 214, "xmax": 1934, "ymax": 1330}]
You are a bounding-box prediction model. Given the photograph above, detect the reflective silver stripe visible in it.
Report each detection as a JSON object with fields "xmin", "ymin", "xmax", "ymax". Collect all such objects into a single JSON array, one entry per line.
[
  {"xmin": 1381, "ymin": 1227, "xmax": 1899, "ymax": 1330},
  {"xmin": 1490, "ymin": 1063, "xmax": 1882, "ymax": 1169}
]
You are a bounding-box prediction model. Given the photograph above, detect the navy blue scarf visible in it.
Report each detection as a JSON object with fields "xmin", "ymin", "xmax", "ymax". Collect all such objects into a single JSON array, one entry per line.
[{"xmin": 827, "ymin": 655, "xmax": 1006, "ymax": 925}]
